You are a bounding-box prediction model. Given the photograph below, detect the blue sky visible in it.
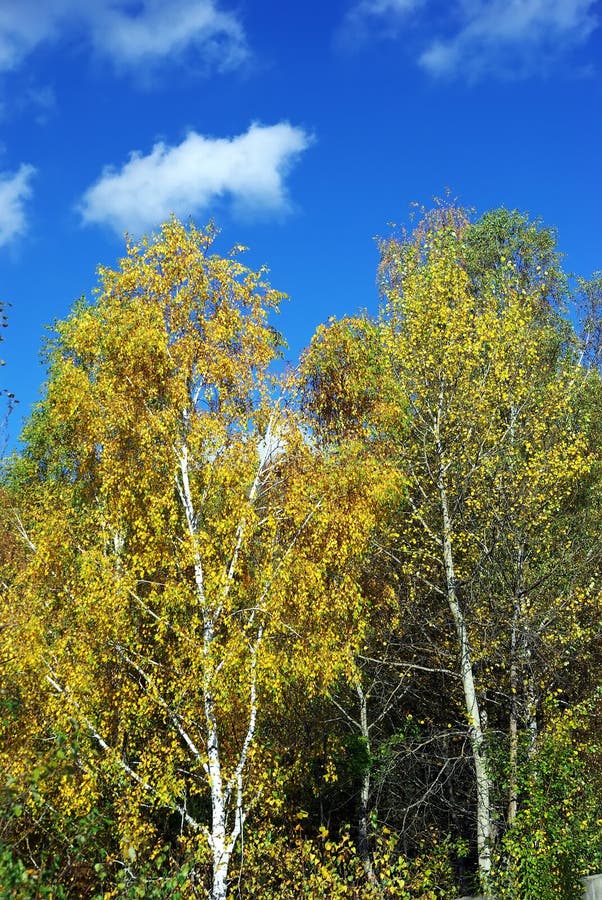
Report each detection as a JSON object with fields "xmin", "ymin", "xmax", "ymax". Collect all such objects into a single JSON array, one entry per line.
[{"xmin": 1, "ymin": 0, "xmax": 601, "ymax": 445}]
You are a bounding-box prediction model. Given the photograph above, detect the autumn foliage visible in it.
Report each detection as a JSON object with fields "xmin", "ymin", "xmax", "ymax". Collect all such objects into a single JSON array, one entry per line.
[{"xmin": 1, "ymin": 208, "xmax": 601, "ymax": 898}]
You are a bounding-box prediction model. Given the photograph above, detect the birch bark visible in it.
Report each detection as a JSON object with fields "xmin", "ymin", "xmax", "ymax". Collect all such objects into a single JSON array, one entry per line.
[{"xmin": 434, "ymin": 407, "xmax": 492, "ymax": 885}]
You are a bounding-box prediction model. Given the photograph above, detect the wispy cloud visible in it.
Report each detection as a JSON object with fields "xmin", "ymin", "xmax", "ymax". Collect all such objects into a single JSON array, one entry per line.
[
  {"xmin": 420, "ymin": 0, "xmax": 599, "ymax": 79},
  {"xmin": 0, "ymin": 0, "xmax": 247, "ymax": 76},
  {"xmin": 338, "ymin": 0, "xmax": 424, "ymax": 47},
  {"xmin": 79, "ymin": 123, "xmax": 313, "ymax": 235},
  {"xmin": 338, "ymin": 0, "xmax": 599, "ymax": 78},
  {"xmin": 0, "ymin": 164, "xmax": 35, "ymax": 246},
  {"xmin": 89, "ymin": 0, "xmax": 247, "ymax": 71}
]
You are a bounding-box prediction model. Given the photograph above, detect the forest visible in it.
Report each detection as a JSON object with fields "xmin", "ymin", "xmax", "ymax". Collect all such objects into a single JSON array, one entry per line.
[{"xmin": 0, "ymin": 204, "xmax": 601, "ymax": 899}]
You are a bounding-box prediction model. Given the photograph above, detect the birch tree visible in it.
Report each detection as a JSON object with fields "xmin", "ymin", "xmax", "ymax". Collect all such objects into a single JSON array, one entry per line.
[
  {"xmin": 377, "ymin": 207, "xmax": 596, "ymax": 887},
  {"xmin": 1, "ymin": 220, "xmax": 373, "ymax": 899}
]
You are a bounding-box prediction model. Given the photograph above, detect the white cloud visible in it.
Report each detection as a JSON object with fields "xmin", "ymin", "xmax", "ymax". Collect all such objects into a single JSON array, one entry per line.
[
  {"xmin": 420, "ymin": 0, "xmax": 599, "ymax": 78},
  {"xmin": 79, "ymin": 123, "xmax": 313, "ymax": 235},
  {"xmin": 0, "ymin": 1, "xmax": 63, "ymax": 72},
  {"xmin": 0, "ymin": 164, "xmax": 35, "ymax": 246},
  {"xmin": 338, "ymin": 0, "xmax": 424, "ymax": 47},
  {"xmin": 89, "ymin": 0, "xmax": 246, "ymax": 71},
  {"xmin": 0, "ymin": 0, "xmax": 247, "ymax": 75},
  {"xmin": 348, "ymin": 0, "xmax": 423, "ymax": 17},
  {"xmin": 338, "ymin": 0, "xmax": 598, "ymax": 77}
]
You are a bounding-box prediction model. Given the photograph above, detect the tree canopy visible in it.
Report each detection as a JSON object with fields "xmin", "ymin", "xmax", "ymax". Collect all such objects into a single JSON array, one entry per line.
[{"xmin": 1, "ymin": 207, "xmax": 601, "ymax": 899}]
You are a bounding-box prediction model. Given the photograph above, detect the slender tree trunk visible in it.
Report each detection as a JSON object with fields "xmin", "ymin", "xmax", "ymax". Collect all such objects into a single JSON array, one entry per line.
[
  {"xmin": 436, "ymin": 444, "xmax": 492, "ymax": 886},
  {"xmin": 507, "ymin": 412, "xmax": 522, "ymax": 827},
  {"xmin": 205, "ymin": 725, "xmax": 229, "ymax": 898},
  {"xmin": 178, "ymin": 430, "xmax": 269, "ymax": 900},
  {"xmin": 211, "ymin": 848, "xmax": 229, "ymax": 900},
  {"xmin": 525, "ymin": 662, "xmax": 538, "ymax": 757},
  {"xmin": 508, "ymin": 545, "xmax": 525, "ymax": 827},
  {"xmin": 356, "ymin": 679, "xmax": 378, "ymax": 887},
  {"xmin": 203, "ymin": 619, "xmax": 231, "ymax": 900},
  {"xmin": 508, "ymin": 592, "xmax": 521, "ymax": 826},
  {"xmin": 179, "ymin": 443, "xmax": 239, "ymax": 900}
]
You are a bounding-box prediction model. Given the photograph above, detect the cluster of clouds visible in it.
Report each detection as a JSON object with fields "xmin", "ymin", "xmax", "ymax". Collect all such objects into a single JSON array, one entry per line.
[
  {"xmin": 0, "ymin": 118, "xmax": 311, "ymax": 246},
  {"xmin": 0, "ymin": 0, "xmax": 599, "ymax": 246},
  {"xmin": 0, "ymin": 0, "xmax": 264, "ymax": 246}
]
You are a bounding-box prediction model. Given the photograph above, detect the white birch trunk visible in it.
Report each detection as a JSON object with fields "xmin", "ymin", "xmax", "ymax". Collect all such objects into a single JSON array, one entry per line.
[
  {"xmin": 434, "ymin": 423, "xmax": 492, "ymax": 885},
  {"xmin": 508, "ymin": 598, "xmax": 520, "ymax": 827},
  {"xmin": 203, "ymin": 619, "xmax": 230, "ymax": 900},
  {"xmin": 355, "ymin": 680, "xmax": 378, "ymax": 887},
  {"xmin": 508, "ymin": 544, "xmax": 525, "ymax": 827},
  {"xmin": 177, "ymin": 428, "xmax": 270, "ymax": 900}
]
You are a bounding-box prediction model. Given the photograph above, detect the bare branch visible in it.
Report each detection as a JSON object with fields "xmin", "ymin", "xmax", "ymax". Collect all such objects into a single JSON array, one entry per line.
[{"xmin": 44, "ymin": 668, "xmax": 203, "ymax": 834}]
